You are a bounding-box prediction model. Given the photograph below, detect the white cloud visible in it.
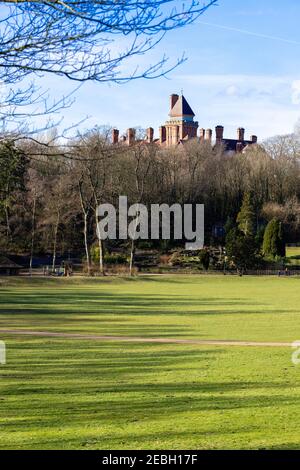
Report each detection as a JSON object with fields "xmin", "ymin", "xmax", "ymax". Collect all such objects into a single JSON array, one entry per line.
[
  {"xmin": 38, "ymin": 72, "xmax": 300, "ymax": 142},
  {"xmin": 174, "ymin": 74, "xmax": 300, "ymax": 140},
  {"xmin": 226, "ymin": 85, "xmax": 240, "ymax": 96}
]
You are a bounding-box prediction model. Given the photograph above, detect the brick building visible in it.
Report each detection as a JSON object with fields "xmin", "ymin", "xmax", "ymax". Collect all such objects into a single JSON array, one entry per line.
[
  {"xmin": 160, "ymin": 94, "xmax": 199, "ymax": 146},
  {"xmin": 112, "ymin": 93, "xmax": 258, "ymax": 152}
]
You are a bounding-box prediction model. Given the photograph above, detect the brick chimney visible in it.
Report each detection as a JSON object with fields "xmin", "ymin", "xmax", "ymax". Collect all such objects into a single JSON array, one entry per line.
[
  {"xmin": 199, "ymin": 128, "xmax": 205, "ymax": 142},
  {"xmin": 215, "ymin": 125, "xmax": 224, "ymax": 144},
  {"xmin": 112, "ymin": 128, "xmax": 119, "ymax": 145},
  {"xmin": 159, "ymin": 126, "xmax": 166, "ymax": 144},
  {"xmin": 127, "ymin": 128, "xmax": 135, "ymax": 146},
  {"xmin": 205, "ymin": 129, "xmax": 212, "ymax": 142},
  {"xmin": 147, "ymin": 127, "xmax": 154, "ymax": 143},
  {"xmin": 170, "ymin": 94, "xmax": 179, "ymax": 111},
  {"xmin": 251, "ymin": 135, "xmax": 258, "ymax": 144},
  {"xmin": 237, "ymin": 127, "xmax": 245, "ymax": 142}
]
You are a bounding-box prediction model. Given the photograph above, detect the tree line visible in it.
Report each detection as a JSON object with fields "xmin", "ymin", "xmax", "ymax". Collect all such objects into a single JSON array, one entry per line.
[{"xmin": 1, "ymin": 129, "xmax": 300, "ymax": 272}]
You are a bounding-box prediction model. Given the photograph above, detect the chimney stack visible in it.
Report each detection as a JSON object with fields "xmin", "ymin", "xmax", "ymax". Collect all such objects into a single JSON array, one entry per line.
[
  {"xmin": 215, "ymin": 125, "xmax": 224, "ymax": 143},
  {"xmin": 147, "ymin": 127, "xmax": 154, "ymax": 143},
  {"xmin": 112, "ymin": 128, "xmax": 119, "ymax": 145},
  {"xmin": 237, "ymin": 127, "xmax": 245, "ymax": 142},
  {"xmin": 251, "ymin": 135, "xmax": 258, "ymax": 144},
  {"xmin": 199, "ymin": 128, "xmax": 205, "ymax": 142},
  {"xmin": 205, "ymin": 129, "xmax": 213, "ymax": 142},
  {"xmin": 170, "ymin": 94, "xmax": 179, "ymax": 111},
  {"xmin": 159, "ymin": 126, "xmax": 166, "ymax": 144},
  {"xmin": 127, "ymin": 128, "xmax": 135, "ymax": 146}
]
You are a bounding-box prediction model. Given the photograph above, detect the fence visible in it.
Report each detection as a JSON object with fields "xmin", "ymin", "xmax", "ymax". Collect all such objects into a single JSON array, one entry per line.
[{"xmin": 238, "ymin": 270, "xmax": 300, "ymax": 276}]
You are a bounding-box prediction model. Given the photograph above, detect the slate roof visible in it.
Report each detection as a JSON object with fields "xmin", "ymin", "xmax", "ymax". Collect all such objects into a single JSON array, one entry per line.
[
  {"xmin": 169, "ymin": 95, "xmax": 195, "ymax": 118},
  {"xmin": 222, "ymin": 139, "xmax": 252, "ymax": 152}
]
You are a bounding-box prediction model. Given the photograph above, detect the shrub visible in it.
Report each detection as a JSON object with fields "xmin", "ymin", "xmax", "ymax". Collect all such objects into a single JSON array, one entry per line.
[
  {"xmin": 159, "ymin": 254, "xmax": 172, "ymax": 265},
  {"xmin": 106, "ymin": 264, "xmax": 138, "ymax": 275},
  {"xmin": 237, "ymin": 193, "xmax": 256, "ymax": 236},
  {"xmin": 226, "ymin": 227, "xmax": 261, "ymax": 270},
  {"xmin": 199, "ymin": 249, "xmax": 210, "ymax": 270},
  {"xmin": 90, "ymin": 246, "xmax": 128, "ymax": 265},
  {"xmin": 169, "ymin": 251, "xmax": 184, "ymax": 266},
  {"xmin": 104, "ymin": 253, "xmax": 128, "ymax": 265},
  {"xmin": 263, "ymin": 219, "xmax": 286, "ymax": 259}
]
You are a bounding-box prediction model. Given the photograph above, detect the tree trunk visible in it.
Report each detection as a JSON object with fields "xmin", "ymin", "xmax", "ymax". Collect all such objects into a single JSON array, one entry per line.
[
  {"xmin": 129, "ymin": 206, "xmax": 140, "ymax": 276},
  {"xmin": 95, "ymin": 211, "xmax": 105, "ymax": 276},
  {"xmin": 52, "ymin": 212, "xmax": 60, "ymax": 272},
  {"xmin": 78, "ymin": 182, "xmax": 91, "ymax": 276},
  {"xmin": 129, "ymin": 238, "xmax": 135, "ymax": 276},
  {"xmin": 83, "ymin": 212, "xmax": 91, "ymax": 276},
  {"xmin": 4, "ymin": 181, "xmax": 11, "ymax": 242},
  {"xmin": 29, "ymin": 196, "xmax": 36, "ymax": 276},
  {"xmin": 4, "ymin": 201, "xmax": 10, "ymax": 242},
  {"xmin": 98, "ymin": 237, "xmax": 104, "ymax": 276}
]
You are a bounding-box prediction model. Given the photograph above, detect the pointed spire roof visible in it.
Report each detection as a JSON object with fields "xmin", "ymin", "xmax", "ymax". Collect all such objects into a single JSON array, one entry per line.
[{"xmin": 169, "ymin": 95, "xmax": 195, "ymax": 118}]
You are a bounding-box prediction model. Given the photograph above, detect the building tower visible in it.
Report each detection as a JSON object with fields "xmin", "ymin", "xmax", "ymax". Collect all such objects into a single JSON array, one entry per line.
[{"xmin": 163, "ymin": 94, "xmax": 199, "ymax": 147}]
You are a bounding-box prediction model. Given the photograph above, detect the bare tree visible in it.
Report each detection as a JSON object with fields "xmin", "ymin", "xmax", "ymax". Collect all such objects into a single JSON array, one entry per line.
[
  {"xmin": 0, "ymin": 1, "xmax": 217, "ymax": 130},
  {"xmin": 86, "ymin": 137, "xmax": 110, "ymax": 276},
  {"xmin": 35, "ymin": 154, "xmax": 73, "ymax": 272},
  {"xmin": 26, "ymin": 167, "xmax": 44, "ymax": 275},
  {"xmin": 0, "ymin": 141, "xmax": 27, "ymax": 247},
  {"xmin": 77, "ymin": 177, "xmax": 93, "ymax": 275},
  {"xmin": 127, "ymin": 141, "xmax": 154, "ymax": 275},
  {"xmin": 1, "ymin": 1, "xmax": 217, "ymax": 83},
  {"xmin": 73, "ymin": 128, "xmax": 115, "ymax": 275}
]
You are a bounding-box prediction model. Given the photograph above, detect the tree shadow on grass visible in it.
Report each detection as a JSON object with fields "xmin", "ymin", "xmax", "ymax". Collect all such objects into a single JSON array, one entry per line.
[
  {"xmin": 0, "ymin": 287, "xmax": 290, "ymax": 342},
  {"xmin": 1, "ymin": 342, "xmax": 299, "ymax": 449},
  {"xmin": 0, "ymin": 290, "xmax": 269, "ymax": 316}
]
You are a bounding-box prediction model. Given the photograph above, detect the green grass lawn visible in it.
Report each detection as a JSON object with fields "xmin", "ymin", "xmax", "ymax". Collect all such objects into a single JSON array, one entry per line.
[
  {"xmin": 0, "ymin": 275, "xmax": 300, "ymax": 449},
  {"xmin": 286, "ymin": 246, "xmax": 300, "ymax": 265}
]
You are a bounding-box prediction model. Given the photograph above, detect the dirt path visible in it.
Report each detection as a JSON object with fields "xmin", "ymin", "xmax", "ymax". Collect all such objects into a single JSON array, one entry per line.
[{"xmin": 0, "ymin": 329, "xmax": 293, "ymax": 348}]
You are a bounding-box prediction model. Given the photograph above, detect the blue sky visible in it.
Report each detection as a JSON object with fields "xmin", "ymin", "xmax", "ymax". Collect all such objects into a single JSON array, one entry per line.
[{"xmin": 41, "ymin": 0, "xmax": 300, "ymax": 141}]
